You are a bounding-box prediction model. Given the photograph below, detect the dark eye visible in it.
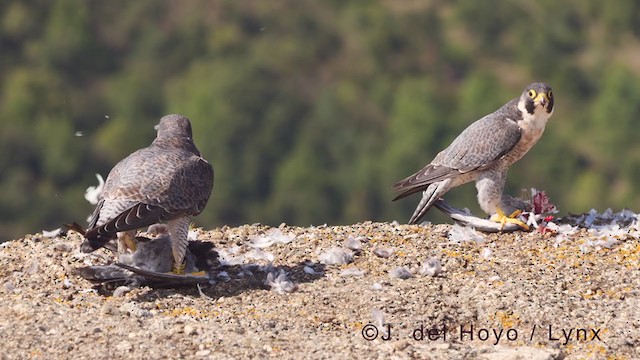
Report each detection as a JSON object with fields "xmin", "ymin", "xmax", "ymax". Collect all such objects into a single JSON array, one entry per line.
[
  {"xmin": 548, "ymin": 90, "xmax": 553, "ymax": 98},
  {"xmin": 528, "ymin": 90, "xmax": 536, "ymax": 98}
]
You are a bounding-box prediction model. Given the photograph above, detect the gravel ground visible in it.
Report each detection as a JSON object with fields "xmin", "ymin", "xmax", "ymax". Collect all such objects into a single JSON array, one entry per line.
[{"xmin": 1, "ymin": 221, "xmax": 639, "ymax": 359}]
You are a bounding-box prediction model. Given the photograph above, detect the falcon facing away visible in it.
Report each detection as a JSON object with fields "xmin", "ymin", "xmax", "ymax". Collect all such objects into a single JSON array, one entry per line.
[
  {"xmin": 79, "ymin": 114, "xmax": 214, "ymax": 274},
  {"xmin": 393, "ymin": 82, "xmax": 554, "ymax": 230}
]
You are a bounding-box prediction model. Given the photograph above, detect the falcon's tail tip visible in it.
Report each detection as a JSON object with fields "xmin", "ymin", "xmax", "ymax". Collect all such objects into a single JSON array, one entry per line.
[{"xmin": 64, "ymin": 222, "xmax": 86, "ymax": 236}]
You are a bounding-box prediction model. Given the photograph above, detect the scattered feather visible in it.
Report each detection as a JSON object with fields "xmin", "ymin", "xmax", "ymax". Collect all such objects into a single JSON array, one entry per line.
[
  {"xmin": 339, "ymin": 267, "xmax": 365, "ymax": 277},
  {"xmin": 303, "ymin": 266, "xmax": 319, "ymax": 275},
  {"xmin": 419, "ymin": 258, "xmax": 442, "ymax": 277},
  {"xmin": 583, "ymin": 209, "xmax": 599, "ymax": 228},
  {"xmin": 319, "ymin": 247, "xmax": 353, "ymax": 265},
  {"xmin": 389, "ymin": 266, "xmax": 413, "ymax": 279},
  {"xmin": 371, "ymin": 282, "xmax": 383, "ymax": 291},
  {"xmin": 248, "ymin": 228, "xmax": 296, "ymax": 249},
  {"xmin": 217, "ymin": 249, "xmax": 245, "ymax": 266},
  {"xmin": 187, "ymin": 229, "xmax": 199, "ymax": 241},
  {"xmin": 84, "ymin": 174, "xmax": 105, "ymax": 205},
  {"xmin": 480, "ymin": 248, "xmax": 493, "ymax": 260},
  {"xmin": 448, "ymin": 224, "xmax": 486, "ymax": 244},
  {"xmin": 197, "ymin": 284, "xmax": 212, "ymax": 299},
  {"xmin": 25, "ymin": 261, "xmax": 39, "ymax": 275},
  {"xmin": 583, "ymin": 238, "xmax": 621, "ymax": 252},
  {"xmin": 240, "ymin": 264, "xmax": 259, "ymax": 277},
  {"xmin": 113, "ymin": 286, "xmax": 131, "ymax": 297},
  {"xmin": 371, "ymin": 308, "xmax": 385, "ymax": 327},
  {"xmin": 42, "ymin": 228, "xmax": 62, "ymax": 238},
  {"xmin": 371, "ymin": 309, "xmax": 387, "ymax": 338},
  {"xmin": 343, "ymin": 237, "xmax": 362, "ymax": 252},
  {"xmin": 227, "ymin": 245, "xmax": 242, "ymax": 254},
  {"xmin": 53, "ymin": 243, "xmax": 72, "ymax": 252},
  {"xmin": 3, "ymin": 282, "xmax": 17, "ymax": 293},
  {"xmin": 265, "ymin": 269, "xmax": 297, "ymax": 294},
  {"xmin": 245, "ymin": 248, "xmax": 275, "ymax": 262},
  {"xmin": 589, "ymin": 224, "xmax": 628, "ymax": 240},
  {"xmin": 373, "ymin": 246, "xmax": 394, "ymax": 258},
  {"xmin": 546, "ymin": 222, "xmax": 578, "ymax": 241}
]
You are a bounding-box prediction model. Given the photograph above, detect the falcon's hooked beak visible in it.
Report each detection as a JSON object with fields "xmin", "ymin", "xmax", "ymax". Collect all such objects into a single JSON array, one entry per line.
[{"xmin": 534, "ymin": 93, "xmax": 549, "ymax": 108}]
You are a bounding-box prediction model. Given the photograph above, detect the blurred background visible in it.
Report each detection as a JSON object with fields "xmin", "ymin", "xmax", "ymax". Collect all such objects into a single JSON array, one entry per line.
[{"xmin": 2, "ymin": 0, "xmax": 640, "ymax": 241}]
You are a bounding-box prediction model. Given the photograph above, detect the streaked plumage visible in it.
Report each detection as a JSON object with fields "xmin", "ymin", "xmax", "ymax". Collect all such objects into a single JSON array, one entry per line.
[
  {"xmin": 79, "ymin": 114, "xmax": 214, "ymax": 273},
  {"xmin": 393, "ymin": 82, "xmax": 554, "ymax": 228}
]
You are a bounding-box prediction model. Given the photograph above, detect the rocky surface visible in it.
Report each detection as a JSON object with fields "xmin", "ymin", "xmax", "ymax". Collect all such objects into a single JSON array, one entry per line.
[{"xmin": 1, "ymin": 221, "xmax": 639, "ymax": 359}]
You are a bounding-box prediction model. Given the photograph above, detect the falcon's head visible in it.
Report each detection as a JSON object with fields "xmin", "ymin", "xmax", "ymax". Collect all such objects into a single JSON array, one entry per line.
[
  {"xmin": 155, "ymin": 114, "xmax": 194, "ymax": 140},
  {"xmin": 520, "ymin": 82, "xmax": 554, "ymax": 116}
]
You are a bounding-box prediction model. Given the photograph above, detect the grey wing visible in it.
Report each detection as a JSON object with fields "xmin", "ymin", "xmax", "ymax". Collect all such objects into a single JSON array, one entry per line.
[
  {"xmin": 393, "ymin": 114, "xmax": 521, "ymax": 200},
  {"xmin": 98, "ymin": 147, "xmax": 207, "ymax": 215},
  {"xmin": 162, "ymin": 155, "xmax": 214, "ymax": 216}
]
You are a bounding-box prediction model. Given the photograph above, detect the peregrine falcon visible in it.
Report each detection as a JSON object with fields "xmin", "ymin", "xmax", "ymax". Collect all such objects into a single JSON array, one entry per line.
[
  {"xmin": 393, "ymin": 82, "xmax": 554, "ymax": 230},
  {"xmin": 79, "ymin": 114, "xmax": 214, "ymax": 274}
]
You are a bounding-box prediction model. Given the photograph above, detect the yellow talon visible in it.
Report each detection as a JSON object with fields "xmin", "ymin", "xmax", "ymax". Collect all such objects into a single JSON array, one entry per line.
[
  {"xmin": 187, "ymin": 271, "xmax": 207, "ymax": 277},
  {"xmin": 508, "ymin": 209, "xmax": 522, "ymax": 218},
  {"xmin": 172, "ymin": 261, "xmax": 186, "ymax": 275},
  {"xmin": 122, "ymin": 233, "xmax": 137, "ymax": 252},
  {"xmin": 490, "ymin": 207, "xmax": 529, "ymax": 231}
]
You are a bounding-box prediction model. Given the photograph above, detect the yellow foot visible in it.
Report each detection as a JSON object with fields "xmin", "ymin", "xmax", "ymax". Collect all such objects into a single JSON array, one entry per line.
[
  {"xmin": 122, "ymin": 233, "xmax": 137, "ymax": 252},
  {"xmin": 187, "ymin": 271, "xmax": 206, "ymax": 277},
  {"xmin": 171, "ymin": 261, "xmax": 186, "ymax": 275},
  {"xmin": 490, "ymin": 207, "xmax": 530, "ymax": 231}
]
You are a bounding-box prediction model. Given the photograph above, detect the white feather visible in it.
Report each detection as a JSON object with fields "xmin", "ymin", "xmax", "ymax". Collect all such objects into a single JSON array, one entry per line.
[{"xmin": 84, "ymin": 174, "xmax": 105, "ymax": 205}]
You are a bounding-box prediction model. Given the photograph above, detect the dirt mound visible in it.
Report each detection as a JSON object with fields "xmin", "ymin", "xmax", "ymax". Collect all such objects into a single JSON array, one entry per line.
[{"xmin": 1, "ymin": 222, "xmax": 638, "ymax": 359}]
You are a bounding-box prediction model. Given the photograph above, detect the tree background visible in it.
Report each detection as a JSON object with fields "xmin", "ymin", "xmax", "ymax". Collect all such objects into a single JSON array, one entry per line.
[{"xmin": 2, "ymin": 0, "xmax": 640, "ymax": 240}]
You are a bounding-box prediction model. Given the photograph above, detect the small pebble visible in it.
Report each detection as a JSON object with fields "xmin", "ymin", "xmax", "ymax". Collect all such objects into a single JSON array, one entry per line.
[
  {"xmin": 53, "ymin": 243, "xmax": 72, "ymax": 252},
  {"xmin": 116, "ymin": 340, "xmax": 132, "ymax": 352},
  {"xmin": 184, "ymin": 324, "xmax": 198, "ymax": 336},
  {"xmin": 339, "ymin": 267, "xmax": 365, "ymax": 277},
  {"xmin": 196, "ymin": 350, "xmax": 211, "ymax": 357},
  {"xmin": 62, "ymin": 278, "xmax": 73, "ymax": 289}
]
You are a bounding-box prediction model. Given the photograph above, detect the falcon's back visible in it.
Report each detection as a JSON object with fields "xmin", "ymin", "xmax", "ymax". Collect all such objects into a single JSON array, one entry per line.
[
  {"xmin": 101, "ymin": 141, "xmax": 214, "ymax": 217},
  {"xmin": 85, "ymin": 114, "xmax": 214, "ymax": 240}
]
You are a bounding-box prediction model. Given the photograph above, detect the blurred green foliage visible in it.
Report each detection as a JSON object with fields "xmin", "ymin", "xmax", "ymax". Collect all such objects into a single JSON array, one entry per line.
[{"xmin": 2, "ymin": 0, "xmax": 640, "ymax": 240}]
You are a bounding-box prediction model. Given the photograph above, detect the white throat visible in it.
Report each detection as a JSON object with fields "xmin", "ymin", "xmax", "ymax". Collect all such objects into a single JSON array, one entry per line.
[{"xmin": 517, "ymin": 101, "xmax": 552, "ymax": 133}]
